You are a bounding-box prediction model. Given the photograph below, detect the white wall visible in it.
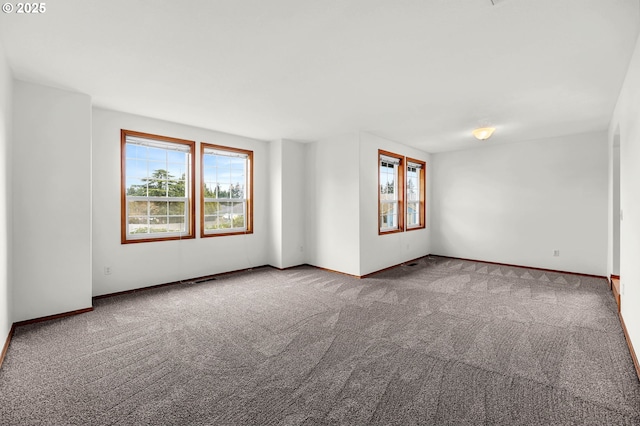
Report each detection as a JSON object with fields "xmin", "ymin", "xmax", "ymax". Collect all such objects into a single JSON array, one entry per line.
[
  {"xmin": 305, "ymin": 133, "xmax": 360, "ymax": 276},
  {"xmin": 431, "ymin": 132, "xmax": 608, "ymax": 276},
  {"xmin": 612, "ymin": 143, "xmax": 621, "ymax": 276},
  {"xmin": 280, "ymin": 140, "xmax": 306, "ymax": 268},
  {"xmin": 304, "ymin": 142, "xmax": 318, "ymax": 269},
  {"xmin": 92, "ymin": 108, "xmax": 269, "ymax": 296},
  {"xmin": 12, "ymin": 81, "xmax": 92, "ymax": 321},
  {"xmin": 268, "ymin": 138, "xmax": 306, "ymax": 269},
  {"xmin": 268, "ymin": 140, "xmax": 283, "ymax": 268},
  {"xmin": 609, "ymin": 30, "xmax": 640, "ymax": 362},
  {"xmin": 0, "ymin": 43, "xmax": 12, "ymax": 342},
  {"xmin": 358, "ymin": 132, "xmax": 431, "ymax": 276}
]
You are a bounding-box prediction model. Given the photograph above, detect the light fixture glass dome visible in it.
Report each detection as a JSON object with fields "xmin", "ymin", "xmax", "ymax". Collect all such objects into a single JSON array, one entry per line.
[{"xmin": 472, "ymin": 127, "xmax": 495, "ymax": 140}]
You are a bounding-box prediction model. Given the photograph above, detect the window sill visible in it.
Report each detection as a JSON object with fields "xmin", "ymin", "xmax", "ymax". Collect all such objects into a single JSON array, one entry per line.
[
  {"xmin": 121, "ymin": 234, "xmax": 195, "ymax": 244},
  {"xmin": 379, "ymin": 228, "xmax": 403, "ymax": 235},
  {"xmin": 201, "ymin": 230, "xmax": 254, "ymax": 238}
]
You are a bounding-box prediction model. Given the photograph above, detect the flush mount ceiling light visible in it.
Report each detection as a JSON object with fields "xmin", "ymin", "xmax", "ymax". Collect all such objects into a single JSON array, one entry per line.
[{"xmin": 472, "ymin": 127, "xmax": 496, "ymax": 141}]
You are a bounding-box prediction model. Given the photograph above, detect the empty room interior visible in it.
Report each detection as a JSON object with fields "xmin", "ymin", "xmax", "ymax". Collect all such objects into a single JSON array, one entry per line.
[{"xmin": 1, "ymin": 0, "xmax": 640, "ymax": 424}]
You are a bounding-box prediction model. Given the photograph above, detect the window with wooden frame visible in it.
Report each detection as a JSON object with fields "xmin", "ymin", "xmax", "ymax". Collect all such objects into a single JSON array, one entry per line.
[
  {"xmin": 201, "ymin": 143, "xmax": 253, "ymax": 237},
  {"xmin": 379, "ymin": 150, "xmax": 404, "ymax": 234},
  {"xmin": 121, "ymin": 130, "xmax": 195, "ymax": 243},
  {"xmin": 406, "ymin": 157, "xmax": 426, "ymax": 230}
]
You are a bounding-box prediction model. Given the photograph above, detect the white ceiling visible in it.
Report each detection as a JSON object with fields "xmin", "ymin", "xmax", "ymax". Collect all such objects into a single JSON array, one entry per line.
[{"xmin": 1, "ymin": 0, "xmax": 638, "ymax": 152}]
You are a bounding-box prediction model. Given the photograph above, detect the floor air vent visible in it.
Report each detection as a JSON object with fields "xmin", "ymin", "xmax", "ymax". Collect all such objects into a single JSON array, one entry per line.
[{"xmin": 182, "ymin": 277, "xmax": 216, "ymax": 285}]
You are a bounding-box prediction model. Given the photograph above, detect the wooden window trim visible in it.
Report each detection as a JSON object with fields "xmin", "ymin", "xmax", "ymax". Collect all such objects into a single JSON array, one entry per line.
[
  {"xmin": 121, "ymin": 129, "xmax": 196, "ymax": 244},
  {"xmin": 406, "ymin": 157, "xmax": 426, "ymax": 231},
  {"xmin": 378, "ymin": 149, "xmax": 404, "ymax": 235},
  {"xmin": 200, "ymin": 143, "xmax": 254, "ymax": 238}
]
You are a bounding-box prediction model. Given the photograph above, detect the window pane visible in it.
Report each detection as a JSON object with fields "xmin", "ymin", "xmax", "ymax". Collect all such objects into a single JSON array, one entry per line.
[
  {"xmin": 219, "ymin": 214, "xmax": 232, "ymax": 229},
  {"xmin": 230, "ymin": 202, "xmax": 242, "ymax": 214},
  {"xmin": 381, "ymin": 165, "xmax": 396, "ymax": 199},
  {"xmin": 380, "ymin": 202, "xmax": 396, "ymax": 216},
  {"xmin": 203, "ymin": 155, "xmax": 215, "ymax": 168},
  {"xmin": 128, "ymin": 199, "xmax": 148, "ymax": 235},
  {"xmin": 128, "ymin": 223, "xmax": 149, "ymax": 235},
  {"xmin": 204, "ymin": 201, "xmax": 219, "ymax": 215},
  {"xmin": 126, "ymin": 178, "xmax": 147, "ymax": 196},
  {"xmin": 380, "ymin": 213, "xmax": 397, "ymax": 229},
  {"xmin": 150, "ymin": 201, "xmax": 167, "ymax": 215},
  {"xmin": 204, "ymin": 215, "xmax": 217, "ymax": 230},
  {"xmin": 204, "ymin": 183, "xmax": 216, "ymax": 198},
  {"xmin": 231, "ymin": 166, "xmax": 245, "ymax": 179},
  {"xmin": 216, "ymin": 184, "xmax": 230, "ymax": 198},
  {"xmin": 128, "ymin": 215, "xmax": 147, "ymax": 225},
  {"xmin": 233, "ymin": 214, "xmax": 245, "ymax": 228},
  {"xmin": 148, "ymin": 217, "xmax": 169, "ymax": 233},
  {"xmin": 167, "ymin": 150, "xmax": 185, "ymax": 163},
  {"xmin": 215, "ymin": 202, "xmax": 230, "ymax": 229},
  {"xmin": 203, "ymin": 168, "xmax": 215, "ymax": 183},
  {"xmin": 128, "ymin": 201, "xmax": 148, "ymax": 216},
  {"xmin": 381, "ymin": 184, "xmax": 396, "ymax": 201},
  {"xmin": 147, "ymin": 147, "xmax": 166, "ymax": 161},
  {"xmin": 126, "ymin": 159, "xmax": 148, "ymax": 178},
  {"xmin": 216, "ymin": 173, "xmax": 231, "ymax": 184},
  {"xmin": 231, "ymin": 201, "xmax": 245, "ymax": 229},
  {"xmin": 407, "ymin": 202, "xmax": 418, "ymax": 226},
  {"xmin": 147, "ymin": 181, "xmax": 167, "ymax": 197},
  {"xmin": 230, "ymin": 170, "xmax": 244, "ymax": 183},
  {"xmin": 167, "ymin": 180, "xmax": 185, "ymax": 197},
  {"xmin": 167, "ymin": 216, "xmax": 186, "ymax": 232},
  {"xmin": 167, "ymin": 162, "xmax": 186, "ymax": 180},
  {"xmin": 151, "ymin": 216, "xmax": 168, "ymax": 225},
  {"xmin": 168, "ymin": 201, "xmax": 185, "ymax": 216},
  {"xmin": 407, "ymin": 177, "xmax": 418, "ymax": 201},
  {"xmin": 230, "ymin": 184, "xmax": 244, "ymax": 199},
  {"xmin": 216, "ymin": 156, "xmax": 231, "ymax": 169},
  {"xmin": 126, "ymin": 144, "xmax": 146, "ymax": 160},
  {"xmin": 147, "ymin": 162, "xmax": 166, "ymax": 177},
  {"xmin": 380, "ymin": 202, "xmax": 398, "ymax": 229}
]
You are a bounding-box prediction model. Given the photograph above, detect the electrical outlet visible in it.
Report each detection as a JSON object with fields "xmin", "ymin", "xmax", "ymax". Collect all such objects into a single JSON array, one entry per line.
[
  {"xmin": 621, "ymin": 280, "xmax": 625, "ymax": 295},
  {"xmin": 104, "ymin": 266, "xmax": 112, "ymax": 275},
  {"xmin": 553, "ymin": 249, "xmax": 560, "ymax": 257}
]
